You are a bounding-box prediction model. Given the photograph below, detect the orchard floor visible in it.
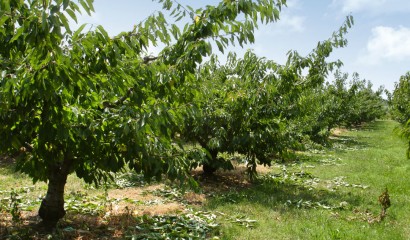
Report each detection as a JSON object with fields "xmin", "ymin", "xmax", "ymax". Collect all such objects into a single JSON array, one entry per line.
[{"xmin": 1, "ymin": 120, "xmax": 409, "ymax": 239}]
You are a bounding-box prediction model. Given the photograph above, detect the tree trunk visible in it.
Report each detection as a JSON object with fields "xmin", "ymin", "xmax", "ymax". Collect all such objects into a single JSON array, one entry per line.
[
  {"xmin": 38, "ymin": 161, "xmax": 71, "ymax": 230},
  {"xmin": 203, "ymin": 149, "xmax": 218, "ymax": 175}
]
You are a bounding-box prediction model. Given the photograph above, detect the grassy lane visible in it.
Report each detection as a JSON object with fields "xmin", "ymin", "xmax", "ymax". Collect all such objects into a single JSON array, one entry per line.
[{"xmin": 206, "ymin": 120, "xmax": 410, "ymax": 240}]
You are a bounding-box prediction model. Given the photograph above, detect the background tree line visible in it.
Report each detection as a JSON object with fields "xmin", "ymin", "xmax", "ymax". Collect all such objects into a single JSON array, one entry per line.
[{"xmin": 181, "ymin": 50, "xmax": 386, "ymax": 177}]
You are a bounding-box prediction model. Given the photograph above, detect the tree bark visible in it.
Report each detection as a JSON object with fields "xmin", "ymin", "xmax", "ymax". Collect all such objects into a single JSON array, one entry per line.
[
  {"xmin": 202, "ymin": 149, "xmax": 218, "ymax": 175},
  {"xmin": 38, "ymin": 160, "xmax": 71, "ymax": 230}
]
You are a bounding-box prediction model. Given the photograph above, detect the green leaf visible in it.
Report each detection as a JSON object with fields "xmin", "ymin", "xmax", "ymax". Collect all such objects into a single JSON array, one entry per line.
[
  {"xmin": 1, "ymin": 0, "xmax": 11, "ymax": 11},
  {"xmin": 10, "ymin": 27, "xmax": 24, "ymax": 42},
  {"xmin": 65, "ymin": 9, "xmax": 77, "ymax": 23},
  {"xmin": 11, "ymin": 136, "xmax": 21, "ymax": 150},
  {"xmin": 79, "ymin": 0, "xmax": 91, "ymax": 15},
  {"xmin": 86, "ymin": 0, "xmax": 95, "ymax": 12},
  {"xmin": 0, "ymin": 15, "xmax": 10, "ymax": 27},
  {"xmin": 216, "ymin": 40, "xmax": 224, "ymax": 53},
  {"xmin": 63, "ymin": 0, "xmax": 70, "ymax": 10},
  {"xmin": 42, "ymin": 11, "xmax": 48, "ymax": 30},
  {"xmin": 59, "ymin": 12, "xmax": 71, "ymax": 34},
  {"xmin": 96, "ymin": 25, "xmax": 109, "ymax": 41},
  {"xmin": 73, "ymin": 23, "xmax": 87, "ymax": 39}
]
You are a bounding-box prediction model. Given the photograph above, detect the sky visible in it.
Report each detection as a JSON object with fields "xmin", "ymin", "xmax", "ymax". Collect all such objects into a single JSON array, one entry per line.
[{"xmin": 72, "ymin": 0, "xmax": 410, "ymax": 92}]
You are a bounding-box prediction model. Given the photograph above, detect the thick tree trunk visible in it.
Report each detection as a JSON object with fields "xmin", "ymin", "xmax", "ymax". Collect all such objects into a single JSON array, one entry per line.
[
  {"xmin": 202, "ymin": 149, "xmax": 218, "ymax": 175},
  {"xmin": 202, "ymin": 163, "xmax": 217, "ymax": 175},
  {"xmin": 38, "ymin": 161, "xmax": 71, "ymax": 229}
]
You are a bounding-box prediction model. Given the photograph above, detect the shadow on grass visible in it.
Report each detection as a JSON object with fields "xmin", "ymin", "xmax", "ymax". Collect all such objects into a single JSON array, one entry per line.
[
  {"xmin": 327, "ymin": 121, "xmax": 390, "ymax": 151},
  {"xmin": 0, "ymin": 212, "xmax": 137, "ymax": 239},
  {"xmin": 205, "ymin": 176, "xmax": 364, "ymax": 214},
  {"xmin": 358, "ymin": 121, "xmax": 386, "ymax": 131},
  {"xmin": 328, "ymin": 135, "xmax": 370, "ymax": 152},
  {"xmin": 1, "ymin": 205, "xmax": 218, "ymax": 239},
  {"xmin": 0, "ymin": 155, "xmax": 29, "ymax": 182},
  {"xmin": 0, "ymin": 154, "xmax": 16, "ymax": 169},
  {"xmin": 342, "ymin": 120, "xmax": 385, "ymax": 132}
]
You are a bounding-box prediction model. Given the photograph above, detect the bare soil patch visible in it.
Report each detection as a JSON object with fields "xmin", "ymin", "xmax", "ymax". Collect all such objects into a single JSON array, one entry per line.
[
  {"xmin": 192, "ymin": 163, "xmax": 272, "ymax": 194},
  {"xmin": 1, "ymin": 163, "xmax": 272, "ymax": 239},
  {"xmin": 331, "ymin": 127, "xmax": 348, "ymax": 136}
]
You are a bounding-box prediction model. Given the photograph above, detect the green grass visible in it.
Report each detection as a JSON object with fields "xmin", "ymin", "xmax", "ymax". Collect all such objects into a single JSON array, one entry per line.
[
  {"xmin": 1, "ymin": 120, "xmax": 409, "ymax": 239},
  {"xmin": 0, "ymin": 161, "xmax": 100, "ymax": 201},
  {"xmin": 205, "ymin": 120, "xmax": 410, "ymax": 239}
]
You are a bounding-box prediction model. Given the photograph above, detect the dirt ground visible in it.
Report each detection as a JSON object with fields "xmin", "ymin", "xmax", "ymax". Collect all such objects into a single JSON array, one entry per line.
[
  {"xmin": 331, "ymin": 127, "xmax": 348, "ymax": 136},
  {"xmin": 1, "ymin": 163, "xmax": 270, "ymax": 239}
]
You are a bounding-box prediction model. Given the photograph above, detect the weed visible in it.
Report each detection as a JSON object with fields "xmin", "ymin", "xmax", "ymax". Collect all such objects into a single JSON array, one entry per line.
[
  {"xmin": 378, "ymin": 188, "xmax": 391, "ymax": 221},
  {"xmin": 9, "ymin": 190, "xmax": 22, "ymax": 223}
]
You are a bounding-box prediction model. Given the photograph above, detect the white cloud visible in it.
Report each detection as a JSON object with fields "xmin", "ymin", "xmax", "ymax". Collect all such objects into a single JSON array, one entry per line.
[
  {"xmin": 279, "ymin": 14, "xmax": 305, "ymax": 32},
  {"xmin": 332, "ymin": 0, "xmax": 410, "ymax": 14},
  {"xmin": 285, "ymin": 0, "xmax": 300, "ymax": 9},
  {"xmin": 256, "ymin": 13, "xmax": 305, "ymax": 37},
  {"xmin": 255, "ymin": 0, "xmax": 304, "ymax": 35},
  {"xmin": 358, "ymin": 26, "xmax": 410, "ymax": 65},
  {"xmin": 338, "ymin": 0, "xmax": 385, "ymax": 13}
]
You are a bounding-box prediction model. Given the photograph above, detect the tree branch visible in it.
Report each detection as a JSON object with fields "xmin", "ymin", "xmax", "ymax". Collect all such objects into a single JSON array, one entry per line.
[
  {"xmin": 19, "ymin": 142, "xmax": 33, "ymax": 153},
  {"xmin": 143, "ymin": 56, "xmax": 158, "ymax": 64}
]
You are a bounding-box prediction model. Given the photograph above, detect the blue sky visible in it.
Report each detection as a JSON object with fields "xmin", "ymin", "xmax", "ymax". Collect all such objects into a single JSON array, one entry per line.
[{"xmin": 73, "ymin": 0, "xmax": 410, "ymax": 92}]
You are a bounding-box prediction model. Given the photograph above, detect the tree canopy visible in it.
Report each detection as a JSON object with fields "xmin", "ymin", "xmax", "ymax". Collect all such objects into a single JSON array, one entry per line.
[
  {"xmin": 390, "ymin": 72, "xmax": 410, "ymax": 158},
  {"xmin": 0, "ymin": 0, "xmax": 288, "ymax": 228}
]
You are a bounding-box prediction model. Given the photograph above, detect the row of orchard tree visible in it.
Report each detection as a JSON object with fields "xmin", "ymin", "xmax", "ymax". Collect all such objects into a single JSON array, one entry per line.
[
  {"xmin": 0, "ymin": 0, "xmax": 385, "ymax": 228},
  {"xmin": 182, "ymin": 52, "xmax": 386, "ymax": 176},
  {"xmin": 390, "ymin": 72, "xmax": 410, "ymax": 157}
]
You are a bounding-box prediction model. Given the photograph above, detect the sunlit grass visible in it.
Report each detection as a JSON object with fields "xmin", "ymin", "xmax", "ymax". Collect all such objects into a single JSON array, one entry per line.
[
  {"xmin": 0, "ymin": 160, "xmax": 101, "ymax": 203},
  {"xmin": 206, "ymin": 120, "xmax": 410, "ymax": 239}
]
